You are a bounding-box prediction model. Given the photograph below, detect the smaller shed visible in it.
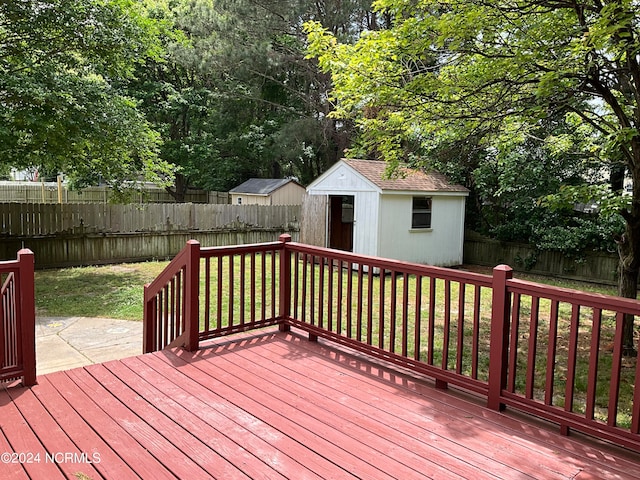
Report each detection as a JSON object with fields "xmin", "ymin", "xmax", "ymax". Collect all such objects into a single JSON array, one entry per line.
[
  {"xmin": 303, "ymin": 159, "xmax": 469, "ymax": 266},
  {"xmin": 229, "ymin": 178, "xmax": 305, "ymax": 206}
]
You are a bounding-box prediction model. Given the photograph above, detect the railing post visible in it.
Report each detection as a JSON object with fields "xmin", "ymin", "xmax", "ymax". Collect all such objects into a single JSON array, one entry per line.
[
  {"xmin": 142, "ymin": 284, "xmax": 156, "ymax": 354},
  {"xmin": 279, "ymin": 234, "xmax": 292, "ymax": 332},
  {"xmin": 184, "ymin": 240, "xmax": 201, "ymax": 351},
  {"xmin": 18, "ymin": 249, "xmax": 36, "ymax": 386},
  {"xmin": 487, "ymin": 264, "xmax": 513, "ymax": 411}
]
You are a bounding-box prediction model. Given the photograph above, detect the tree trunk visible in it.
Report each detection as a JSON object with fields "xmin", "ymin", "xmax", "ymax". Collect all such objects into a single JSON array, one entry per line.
[
  {"xmin": 617, "ymin": 219, "xmax": 640, "ymax": 356},
  {"xmin": 165, "ymin": 172, "xmax": 188, "ymax": 203}
]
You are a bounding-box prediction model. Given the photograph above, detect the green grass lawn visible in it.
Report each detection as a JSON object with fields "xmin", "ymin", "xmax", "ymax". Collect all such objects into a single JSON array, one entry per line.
[{"xmin": 35, "ymin": 261, "xmax": 170, "ymax": 320}]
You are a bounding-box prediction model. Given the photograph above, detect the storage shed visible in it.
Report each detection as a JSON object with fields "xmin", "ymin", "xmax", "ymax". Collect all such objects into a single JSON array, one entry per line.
[
  {"xmin": 229, "ymin": 178, "xmax": 305, "ymax": 206},
  {"xmin": 302, "ymin": 159, "xmax": 469, "ymax": 266}
]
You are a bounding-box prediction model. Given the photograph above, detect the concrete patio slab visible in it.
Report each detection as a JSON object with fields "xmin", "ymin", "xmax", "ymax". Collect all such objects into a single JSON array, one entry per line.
[{"xmin": 36, "ymin": 316, "xmax": 143, "ymax": 375}]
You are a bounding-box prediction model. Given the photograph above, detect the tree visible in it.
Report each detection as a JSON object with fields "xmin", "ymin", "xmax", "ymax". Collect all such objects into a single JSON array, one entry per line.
[
  {"xmin": 0, "ymin": 0, "xmax": 173, "ymax": 190},
  {"xmin": 206, "ymin": 0, "xmax": 381, "ymax": 184},
  {"xmin": 130, "ymin": 0, "xmax": 378, "ymax": 199},
  {"xmin": 307, "ymin": 1, "xmax": 640, "ymax": 353}
]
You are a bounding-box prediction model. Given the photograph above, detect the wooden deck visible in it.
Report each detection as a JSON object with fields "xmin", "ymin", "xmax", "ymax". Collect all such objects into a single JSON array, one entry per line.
[{"xmin": 2, "ymin": 328, "xmax": 639, "ymax": 479}]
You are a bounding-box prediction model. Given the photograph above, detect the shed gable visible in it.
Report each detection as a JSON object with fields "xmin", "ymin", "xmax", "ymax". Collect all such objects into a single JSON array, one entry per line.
[{"xmin": 306, "ymin": 162, "xmax": 380, "ymax": 194}]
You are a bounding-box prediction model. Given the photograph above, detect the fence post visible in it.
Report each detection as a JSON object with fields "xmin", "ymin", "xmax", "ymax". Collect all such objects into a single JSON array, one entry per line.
[
  {"xmin": 279, "ymin": 234, "xmax": 292, "ymax": 332},
  {"xmin": 18, "ymin": 249, "xmax": 36, "ymax": 386},
  {"xmin": 487, "ymin": 264, "xmax": 513, "ymax": 411},
  {"xmin": 184, "ymin": 240, "xmax": 201, "ymax": 351}
]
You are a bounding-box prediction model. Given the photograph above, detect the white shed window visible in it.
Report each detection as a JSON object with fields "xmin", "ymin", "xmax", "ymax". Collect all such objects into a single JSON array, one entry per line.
[
  {"xmin": 412, "ymin": 197, "xmax": 432, "ymax": 229},
  {"xmin": 237, "ymin": 197, "xmax": 242, "ymax": 205}
]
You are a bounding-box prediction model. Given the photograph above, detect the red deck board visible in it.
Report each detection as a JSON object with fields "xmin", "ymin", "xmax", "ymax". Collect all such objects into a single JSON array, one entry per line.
[
  {"xmin": 173, "ymin": 337, "xmax": 480, "ymax": 479},
  {"xmin": 149, "ymin": 348, "xmax": 400, "ymax": 480},
  {"xmin": 110, "ymin": 356, "xmax": 331, "ymax": 480},
  {"xmin": 225, "ymin": 333, "xmax": 554, "ymax": 479},
  {"xmin": 0, "ymin": 389, "xmax": 63, "ymax": 479},
  {"xmin": 248, "ymin": 332, "xmax": 590, "ymax": 478},
  {"xmin": 28, "ymin": 375, "xmax": 140, "ymax": 479},
  {"xmin": 0, "ymin": 391, "xmax": 41, "ymax": 480},
  {"xmin": 162, "ymin": 353, "xmax": 460, "ymax": 480},
  {"xmin": 41, "ymin": 372, "xmax": 174, "ymax": 479},
  {"xmin": 2, "ymin": 327, "xmax": 640, "ymax": 479},
  {"xmin": 5, "ymin": 386, "xmax": 103, "ymax": 480},
  {"xmin": 65, "ymin": 366, "xmax": 219, "ymax": 480},
  {"xmin": 92, "ymin": 360, "xmax": 282, "ymax": 480},
  {"xmin": 136, "ymin": 351, "xmax": 370, "ymax": 479},
  {"xmin": 275, "ymin": 332, "xmax": 640, "ymax": 479},
  {"xmin": 0, "ymin": 432, "xmax": 28, "ymax": 479}
]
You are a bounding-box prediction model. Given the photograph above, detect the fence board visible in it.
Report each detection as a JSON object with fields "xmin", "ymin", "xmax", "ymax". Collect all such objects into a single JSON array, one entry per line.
[
  {"xmin": 463, "ymin": 234, "xmax": 620, "ymax": 285},
  {"xmin": 0, "ymin": 230, "xmax": 299, "ymax": 268},
  {"xmin": 0, "ymin": 183, "xmax": 228, "ymax": 204},
  {"xmin": 0, "ymin": 203, "xmax": 300, "ymax": 237}
]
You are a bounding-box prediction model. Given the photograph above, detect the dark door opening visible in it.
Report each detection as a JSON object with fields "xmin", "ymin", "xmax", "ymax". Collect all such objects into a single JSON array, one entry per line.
[{"xmin": 329, "ymin": 195, "xmax": 354, "ymax": 252}]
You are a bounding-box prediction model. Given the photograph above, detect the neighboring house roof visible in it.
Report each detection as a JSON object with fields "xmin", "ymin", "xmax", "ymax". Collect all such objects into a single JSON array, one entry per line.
[
  {"xmin": 229, "ymin": 178, "xmax": 302, "ymax": 195},
  {"xmin": 343, "ymin": 159, "xmax": 469, "ymax": 193}
]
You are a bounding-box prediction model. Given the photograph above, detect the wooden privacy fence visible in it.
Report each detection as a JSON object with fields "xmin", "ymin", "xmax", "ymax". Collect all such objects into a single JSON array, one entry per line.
[
  {"xmin": 0, "ymin": 203, "xmax": 300, "ymax": 236},
  {"xmin": 145, "ymin": 236, "xmax": 640, "ymax": 453},
  {"xmin": 0, "ymin": 182, "xmax": 228, "ymax": 204},
  {"xmin": 0, "ymin": 249, "xmax": 35, "ymax": 387},
  {"xmin": 464, "ymin": 234, "xmax": 621, "ymax": 285}
]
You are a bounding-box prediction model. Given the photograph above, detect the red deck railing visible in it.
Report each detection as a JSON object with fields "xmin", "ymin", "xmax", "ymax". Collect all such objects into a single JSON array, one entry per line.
[
  {"xmin": 143, "ymin": 235, "xmax": 640, "ymax": 452},
  {"xmin": 0, "ymin": 249, "xmax": 36, "ymax": 386}
]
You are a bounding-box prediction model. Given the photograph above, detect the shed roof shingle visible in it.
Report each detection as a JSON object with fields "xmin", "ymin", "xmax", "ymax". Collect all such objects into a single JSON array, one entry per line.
[
  {"xmin": 230, "ymin": 178, "xmax": 300, "ymax": 195},
  {"xmin": 344, "ymin": 159, "xmax": 468, "ymax": 193}
]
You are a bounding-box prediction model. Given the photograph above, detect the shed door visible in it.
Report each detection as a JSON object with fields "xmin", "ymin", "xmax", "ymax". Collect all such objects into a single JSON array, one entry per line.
[
  {"xmin": 300, "ymin": 194, "xmax": 327, "ymax": 247},
  {"xmin": 329, "ymin": 195, "xmax": 354, "ymax": 252}
]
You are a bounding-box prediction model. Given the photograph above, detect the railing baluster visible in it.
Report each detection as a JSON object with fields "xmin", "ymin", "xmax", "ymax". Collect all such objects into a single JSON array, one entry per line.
[
  {"xmin": 318, "ymin": 258, "xmax": 325, "ymax": 329},
  {"xmin": 442, "ymin": 279, "xmax": 451, "ymax": 370},
  {"xmin": 337, "ymin": 261, "xmax": 344, "ymax": 335},
  {"xmin": 525, "ymin": 296, "xmax": 539, "ymax": 399},
  {"xmin": 301, "ymin": 254, "xmax": 308, "ymax": 323},
  {"xmin": 240, "ymin": 254, "xmax": 246, "ymax": 326},
  {"xmin": 508, "ymin": 293, "xmax": 522, "ymax": 392},
  {"xmin": 251, "ymin": 252, "xmax": 257, "ymax": 323},
  {"xmin": 366, "ymin": 267, "xmax": 373, "ymax": 345},
  {"xmin": 157, "ymin": 290, "xmax": 164, "ymax": 350},
  {"xmin": 414, "ymin": 275, "xmax": 422, "ymax": 362},
  {"xmin": 327, "ymin": 259, "xmax": 334, "ymax": 332},
  {"xmin": 204, "ymin": 257, "xmax": 210, "ymax": 332},
  {"xmin": 562, "ymin": 304, "xmax": 581, "ymax": 435},
  {"xmin": 545, "ymin": 300, "xmax": 560, "ymax": 406},
  {"xmin": 261, "ymin": 253, "xmax": 267, "ymax": 322},
  {"xmin": 608, "ymin": 311, "xmax": 625, "ymax": 427},
  {"xmin": 402, "ymin": 273, "xmax": 409, "ymax": 358},
  {"xmin": 428, "ymin": 277, "xmax": 436, "ymax": 365},
  {"xmin": 585, "ymin": 308, "xmax": 602, "ymax": 421},
  {"xmin": 389, "ymin": 271, "xmax": 397, "ymax": 353},
  {"xmin": 471, "ymin": 285, "xmax": 481, "ymax": 379},
  {"xmin": 346, "ymin": 262, "xmax": 353, "ymax": 338},
  {"xmin": 356, "ymin": 264, "xmax": 364, "ymax": 342},
  {"xmin": 217, "ymin": 256, "xmax": 223, "ymax": 331},
  {"xmin": 271, "ymin": 249, "xmax": 277, "ymax": 320},
  {"xmin": 228, "ymin": 254, "xmax": 234, "ymax": 327},
  {"xmin": 170, "ymin": 277, "xmax": 176, "ymax": 340},
  {"xmin": 310, "ymin": 255, "xmax": 316, "ymax": 327},
  {"xmin": 456, "ymin": 282, "xmax": 465, "ymax": 374},
  {"xmin": 293, "ymin": 252, "xmax": 300, "ymax": 321},
  {"xmin": 378, "ymin": 268, "xmax": 386, "ymax": 350}
]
